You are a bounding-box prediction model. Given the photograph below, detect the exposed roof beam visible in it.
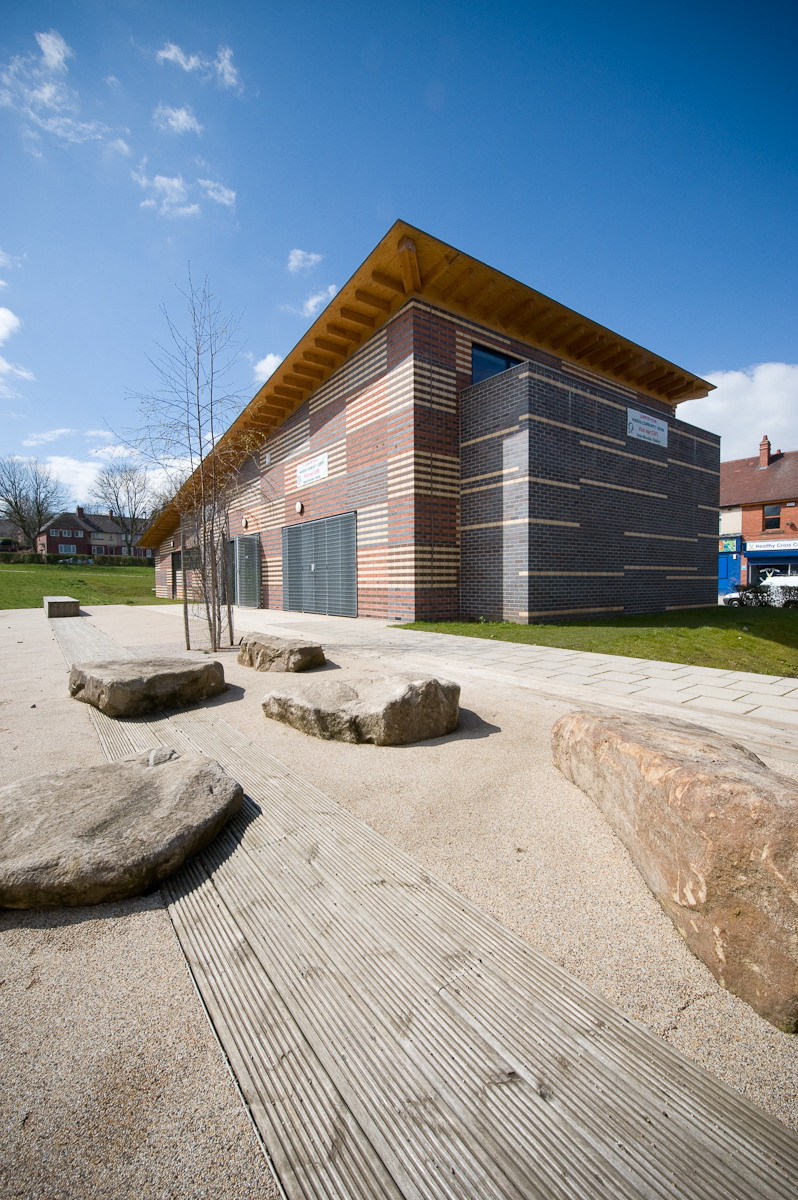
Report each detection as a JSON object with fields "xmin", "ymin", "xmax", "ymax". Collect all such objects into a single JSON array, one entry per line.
[
  {"xmin": 586, "ymin": 342, "xmax": 624, "ymax": 368},
  {"xmin": 398, "ymin": 235, "xmax": 422, "ymax": 292},
  {"xmin": 339, "ymin": 307, "xmax": 374, "ymax": 329},
  {"xmin": 371, "ymin": 269, "xmax": 405, "ymax": 293},
  {"xmin": 315, "ymin": 335, "xmax": 348, "ymax": 356},
  {"xmin": 660, "ymin": 376, "xmax": 690, "ymax": 397},
  {"xmin": 516, "ymin": 303, "xmax": 553, "ymax": 337},
  {"xmin": 464, "ymin": 278, "xmax": 494, "ymax": 311},
  {"xmin": 618, "ymin": 355, "xmax": 652, "ymax": 381},
  {"xmin": 291, "ymin": 362, "xmax": 325, "ymax": 380},
  {"xmin": 255, "ymin": 402, "xmax": 288, "ymax": 418},
  {"xmin": 355, "ymin": 288, "xmax": 392, "ymax": 313},
  {"xmin": 643, "ymin": 373, "xmax": 677, "ymax": 392},
  {"xmin": 599, "ymin": 347, "xmax": 639, "ymax": 372},
  {"xmin": 549, "ymin": 324, "xmax": 587, "ymax": 351},
  {"xmin": 481, "ymin": 288, "xmax": 516, "ymax": 321},
  {"xmin": 440, "ymin": 267, "xmax": 473, "ymax": 302},
  {"xmin": 303, "ymin": 349, "xmax": 338, "ymax": 368},
  {"xmin": 527, "ymin": 311, "xmax": 570, "ymax": 341},
  {"xmin": 567, "ymin": 331, "xmax": 606, "ymax": 357},
  {"xmin": 421, "ymin": 252, "xmax": 457, "ymax": 289},
  {"xmin": 326, "ymin": 323, "xmax": 361, "ymax": 345},
  {"xmin": 500, "ymin": 297, "xmax": 536, "ymax": 330},
  {"xmin": 273, "ymin": 385, "xmax": 304, "ymax": 401},
  {"xmin": 634, "ymin": 364, "xmax": 672, "ymax": 386}
]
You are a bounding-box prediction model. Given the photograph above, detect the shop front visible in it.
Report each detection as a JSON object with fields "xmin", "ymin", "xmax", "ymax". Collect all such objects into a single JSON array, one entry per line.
[
  {"xmin": 718, "ymin": 536, "xmax": 742, "ymax": 593},
  {"xmin": 743, "ymin": 538, "xmax": 798, "ymax": 585}
]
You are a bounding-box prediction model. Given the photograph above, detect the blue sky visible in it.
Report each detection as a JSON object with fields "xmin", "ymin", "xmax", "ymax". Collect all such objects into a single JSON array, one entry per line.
[{"xmin": 1, "ymin": 0, "xmax": 796, "ymax": 499}]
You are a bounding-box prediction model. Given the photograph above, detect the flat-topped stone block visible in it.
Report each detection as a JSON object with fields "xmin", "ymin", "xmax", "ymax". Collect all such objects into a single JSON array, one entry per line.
[
  {"xmin": 44, "ymin": 595, "xmax": 80, "ymax": 618},
  {"xmin": 0, "ymin": 748, "xmax": 242, "ymax": 908},
  {"xmin": 552, "ymin": 709, "xmax": 798, "ymax": 1031},
  {"xmin": 69, "ymin": 655, "xmax": 226, "ymax": 717},
  {"xmin": 238, "ymin": 632, "xmax": 325, "ymax": 673},
  {"xmin": 262, "ymin": 672, "xmax": 460, "ymax": 745}
]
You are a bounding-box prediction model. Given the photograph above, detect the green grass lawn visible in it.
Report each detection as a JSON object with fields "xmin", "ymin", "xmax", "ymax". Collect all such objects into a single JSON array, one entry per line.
[
  {"xmin": 0, "ymin": 563, "xmax": 179, "ymax": 609},
  {"xmin": 397, "ymin": 608, "xmax": 798, "ymax": 677}
]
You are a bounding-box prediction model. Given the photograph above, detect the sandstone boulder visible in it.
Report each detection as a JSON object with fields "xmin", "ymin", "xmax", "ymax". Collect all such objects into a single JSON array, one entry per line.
[
  {"xmin": 552, "ymin": 710, "xmax": 798, "ymax": 1031},
  {"xmin": 0, "ymin": 748, "xmax": 243, "ymax": 908},
  {"xmin": 69, "ymin": 656, "xmax": 226, "ymax": 717},
  {"xmin": 237, "ymin": 633, "xmax": 325, "ymax": 673},
  {"xmin": 262, "ymin": 672, "xmax": 460, "ymax": 745}
]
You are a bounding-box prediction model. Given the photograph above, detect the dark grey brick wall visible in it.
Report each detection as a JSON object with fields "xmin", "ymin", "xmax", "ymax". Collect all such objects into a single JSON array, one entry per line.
[{"xmin": 460, "ymin": 361, "xmax": 720, "ymax": 622}]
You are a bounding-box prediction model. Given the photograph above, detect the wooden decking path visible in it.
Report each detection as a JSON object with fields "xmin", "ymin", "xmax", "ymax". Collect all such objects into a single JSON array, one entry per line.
[{"xmin": 51, "ymin": 616, "xmax": 798, "ymax": 1199}]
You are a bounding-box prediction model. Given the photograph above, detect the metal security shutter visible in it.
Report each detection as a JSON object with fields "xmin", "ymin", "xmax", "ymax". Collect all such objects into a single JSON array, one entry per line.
[
  {"xmin": 235, "ymin": 535, "xmax": 261, "ymax": 607},
  {"xmin": 282, "ymin": 512, "xmax": 357, "ymax": 617}
]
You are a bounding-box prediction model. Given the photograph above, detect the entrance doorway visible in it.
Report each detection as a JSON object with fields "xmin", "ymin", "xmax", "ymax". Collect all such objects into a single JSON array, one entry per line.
[
  {"xmin": 170, "ymin": 550, "xmax": 181, "ymax": 599},
  {"xmin": 282, "ymin": 512, "xmax": 357, "ymax": 617},
  {"xmin": 229, "ymin": 535, "xmax": 261, "ymax": 607}
]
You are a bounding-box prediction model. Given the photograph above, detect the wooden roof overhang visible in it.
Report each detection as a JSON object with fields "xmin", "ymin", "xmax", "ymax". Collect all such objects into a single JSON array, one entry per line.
[{"xmin": 140, "ymin": 220, "xmax": 713, "ymax": 548}]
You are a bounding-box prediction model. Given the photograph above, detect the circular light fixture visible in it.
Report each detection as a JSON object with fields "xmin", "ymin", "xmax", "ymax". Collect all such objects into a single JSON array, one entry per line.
[
  {"xmin": 295, "ymin": 502, "xmax": 303, "ymax": 514},
  {"xmin": 242, "ymin": 517, "xmax": 248, "ymax": 529}
]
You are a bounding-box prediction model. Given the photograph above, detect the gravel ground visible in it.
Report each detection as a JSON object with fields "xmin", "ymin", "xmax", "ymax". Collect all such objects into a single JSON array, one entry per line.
[{"xmin": 0, "ymin": 611, "xmax": 279, "ymax": 1200}]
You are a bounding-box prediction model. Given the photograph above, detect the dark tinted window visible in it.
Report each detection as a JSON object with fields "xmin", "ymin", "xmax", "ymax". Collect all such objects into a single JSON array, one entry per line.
[
  {"xmin": 471, "ymin": 345, "xmax": 522, "ymax": 385},
  {"xmin": 764, "ymin": 504, "xmax": 781, "ymax": 530}
]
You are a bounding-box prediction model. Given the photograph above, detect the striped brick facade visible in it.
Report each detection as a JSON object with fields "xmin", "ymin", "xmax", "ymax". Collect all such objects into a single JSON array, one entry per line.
[{"xmin": 154, "ymin": 296, "xmax": 720, "ymax": 622}]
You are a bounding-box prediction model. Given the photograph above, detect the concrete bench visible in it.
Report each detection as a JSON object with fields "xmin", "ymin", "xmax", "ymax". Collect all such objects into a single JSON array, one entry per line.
[{"xmin": 43, "ymin": 595, "xmax": 80, "ymax": 618}]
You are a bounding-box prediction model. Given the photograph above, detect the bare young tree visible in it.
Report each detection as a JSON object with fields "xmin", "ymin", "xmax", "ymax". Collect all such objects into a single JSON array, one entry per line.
[
  {"xmin": 127, "ymin": 270, "xmax": 261, "ymax": 651},
  {"xmin": 0, "ymin": 457, "xmax": 70, "ymax": 548},
  {"xmin": 90, "ymin": 462, "xmax": 154, "ymax": 555}
]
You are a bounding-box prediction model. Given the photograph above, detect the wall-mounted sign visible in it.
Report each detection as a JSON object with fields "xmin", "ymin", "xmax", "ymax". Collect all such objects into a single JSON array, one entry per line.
[
  {"xmin": 745, "ymin": 539, "xmax": 798, "ymax": 553},
  {"xmin": 627, "ymin": 408, "xmax": 668, "ymax": 448},
  {"xmin": 719, "ymin": 538, "xmax": 740, "ymax": 552},
  {"xmin": 296, "ymin": 452, "xmax": 328, "ymax": 489}
]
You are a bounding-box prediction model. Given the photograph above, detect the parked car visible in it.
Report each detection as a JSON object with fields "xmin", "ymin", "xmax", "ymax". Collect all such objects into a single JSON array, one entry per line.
[{"xmin": 722, "ymin": 575, "xmax": 798, "ymax": 608}]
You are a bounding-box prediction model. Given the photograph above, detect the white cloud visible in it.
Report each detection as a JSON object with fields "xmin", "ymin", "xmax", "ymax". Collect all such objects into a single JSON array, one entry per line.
[
  {"xmin": 22, "ymin": 427, "xmax": 76, "ymax": 447},
  {"xmin": 107, "ymin": 137, "xmax": 130, "ymax": 156},
  {"xmin": 104, "ymin": 74, "xmax": 120, "ymax": 88},
  {"xmin": 45, "ymin": 455, "xmax": 102, "ymax": 499},
  {"xmin": 198, "ymin": 178, "xmax": 235, "ymax": 207},
  {"xmin": 132, "ymin": 162, "xmax": 200, "ymax": 217},
  {"xmin": 253, "ymin": 353, "xmax": 283, "ymax": 384},
  {"xmin": 0, "ymin": 307, "xmax": 21, "ymax": 344},
  {"xmin": 214, "ymin": 47, "xmax": 239, "ymax": 89},
  {"xmin": 0, "ymin": 281, "xmax": 7, "ymax": 290},
  {"xmin": 85, "ymin": 429, "xmax": 114, "ymax": 439},
  {"xmin": 156, "ymin": 42, "xmax": 240, "ymax": 89},
  {"xmin": 0, "ymin": 249, "xmax": 21, "ymax": 269},
  {"xmin": 153, "ymin": 102, "xmax": 203, "ymax": 135},
  {"xmin": 685, "ymin": 362, "xmax": 798, "ymax": 463},
  {"xmin": 287, "ymin": 248, "xmax": 323, "ymax": 274},
  {"xmin": 283, "ymin": 285, "xmax": 337, "ymax": 318},
  {"xmin": 156, "ymin": 42, "xmax": 204, "ymax": 73},
  {"xmin": 34, "ymin": 31, "xmax": 72, "ymax": 73},
  {"xmin": 0, "ymin": 31, "xmax": 112, "ymax": 151}
]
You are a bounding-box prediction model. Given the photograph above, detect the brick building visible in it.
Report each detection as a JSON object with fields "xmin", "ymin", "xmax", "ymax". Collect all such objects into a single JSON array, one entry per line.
[
  {"xmin": 719, "ymin": 436, "xmax": 798, "ymax": 590},
  {"xmin": 36, "ymin": 507, "xmax": 151, "ymax": 557},
  {"xmin": 140, "ymin": 222, "xmax": 720, "ymax": 622}
]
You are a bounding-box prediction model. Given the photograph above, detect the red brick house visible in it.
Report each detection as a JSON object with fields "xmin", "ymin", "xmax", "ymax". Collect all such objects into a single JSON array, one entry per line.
[
  {"xmin": 140, "ymin": 221, "xmax": 720, "ymax": 622},
  {"xmin": 36, "ymin": 507, "xmax": 151, "ymax": 557},
  {"xmin": 720, "ymin": 437, "xmax": 798, "ymax": 586}
]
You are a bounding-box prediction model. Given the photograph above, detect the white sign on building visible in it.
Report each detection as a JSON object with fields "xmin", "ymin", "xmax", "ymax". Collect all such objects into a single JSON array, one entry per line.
[
  {"xmin": 746, "ymin": 540, "xmax": 798, "ymax": 552},
  {"xmin": 627, "ymin": 408, "xmax": 668, "ymax": 448},
  {"xmin": 296, "ymin": 452, "xmax": 329, "ymax": 489}
]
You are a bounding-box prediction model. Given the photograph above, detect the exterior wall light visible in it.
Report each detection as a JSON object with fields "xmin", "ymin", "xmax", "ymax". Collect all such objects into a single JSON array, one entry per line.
[
  {"xmin": 242, "ymin": 517, "xmax": 248, "ymax": 528},
  {"xmin": 295, "ymin": 502, "xmax": 304, "ymax": 514}
]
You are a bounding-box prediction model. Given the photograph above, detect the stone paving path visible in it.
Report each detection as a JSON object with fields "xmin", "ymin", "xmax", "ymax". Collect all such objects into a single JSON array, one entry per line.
[{"xmin": 143, "ymin": 606, "xmax": 798, "ymax": 760}]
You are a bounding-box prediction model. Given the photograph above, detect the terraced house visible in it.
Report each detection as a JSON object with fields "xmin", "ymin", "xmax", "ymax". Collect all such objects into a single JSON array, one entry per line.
[{"xmin": 140, "ymin": 222, "xmax": 721, "ymax": 623}]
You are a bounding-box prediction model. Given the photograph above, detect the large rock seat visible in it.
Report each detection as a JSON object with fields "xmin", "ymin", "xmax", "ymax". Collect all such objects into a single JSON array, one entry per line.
[
  {"xmin": 238, "ymin": 632, "xmax": 325, "ymax": 673},
  {"xmin": 0, "ymin": 748, "xmax": 242, "ymax": 908},
  {"xmin": 69, "ymin": 656, "xmax": 225, "ymax": 717},
  {"xmin": 552, "ymin": 710, "xmax": 798, "ymax": 1031},
  {"xmin": 262, "ymin": 672, "xmax": 460, "ymax": 745}
]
